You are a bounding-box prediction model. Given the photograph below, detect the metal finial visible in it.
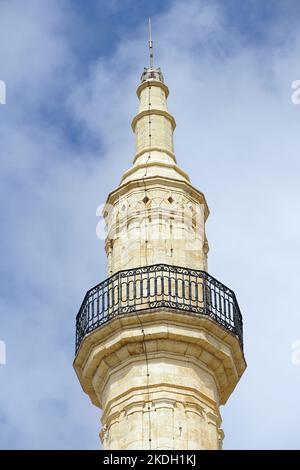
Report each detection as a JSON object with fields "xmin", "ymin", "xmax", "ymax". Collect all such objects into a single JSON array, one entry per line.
[{"xmin": 148, "ymin": 18, "xmax": 154, "ymax": 68}]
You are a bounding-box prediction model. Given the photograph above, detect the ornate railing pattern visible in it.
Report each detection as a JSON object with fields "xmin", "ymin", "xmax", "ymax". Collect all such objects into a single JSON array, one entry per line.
[{"xmin": 75, "ymin": 264, "xmax": 243, "ymax": 353}]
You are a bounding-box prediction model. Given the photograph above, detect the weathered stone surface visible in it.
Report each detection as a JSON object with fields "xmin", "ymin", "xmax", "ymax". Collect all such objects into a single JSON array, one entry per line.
[
  {"xmin": 74, "ymin": 309, "xmax": 246, "ymax": 450},
  {"xmin": 73, "ymin": 70, "xmax": 246, "ymax": 450}
]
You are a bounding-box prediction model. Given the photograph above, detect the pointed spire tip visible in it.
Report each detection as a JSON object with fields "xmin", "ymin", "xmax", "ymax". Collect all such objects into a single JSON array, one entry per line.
[{"xmin": 148, "ymin": 17, "xmax": 154, "ymax": 68}]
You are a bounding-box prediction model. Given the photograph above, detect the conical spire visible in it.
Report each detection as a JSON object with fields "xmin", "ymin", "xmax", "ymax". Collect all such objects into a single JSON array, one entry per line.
[{"xmin": 120, "ymin": 21, "xmax": 190, "ymax": 185}]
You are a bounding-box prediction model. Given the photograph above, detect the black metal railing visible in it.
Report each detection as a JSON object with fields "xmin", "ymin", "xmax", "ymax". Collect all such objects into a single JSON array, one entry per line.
[{"xmin": 75, "ymin": 264, "xmax": 243, "ymax": 353}]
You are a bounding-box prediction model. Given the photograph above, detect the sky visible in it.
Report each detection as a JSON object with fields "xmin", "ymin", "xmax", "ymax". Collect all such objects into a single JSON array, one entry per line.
[{"xmin": 0, "ymin": 0, "xmax": 300, "ymax": 449}]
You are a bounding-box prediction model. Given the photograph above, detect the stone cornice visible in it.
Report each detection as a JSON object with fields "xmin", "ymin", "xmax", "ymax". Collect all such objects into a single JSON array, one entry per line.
[
  {"xmin": 133, "ymin": 147, "xmax": 177, "ymax": 164},
  {"xmin": 105, "ymin": 176, "xmax": 210, "ymax": 220},
  {"xmin": 73, "ymin": 308, "xmax": 246, "ymax": 408},
  {"xmin": 131, "ymin": 108, "xmax": 176, "ymax": 132},
  {"xmin": 137, "ymin": 79, "xmax": 169, "ymax": 98},
  {"xmin": 120, "ymin": 161, "xmax": 190, "ymax": 184}
]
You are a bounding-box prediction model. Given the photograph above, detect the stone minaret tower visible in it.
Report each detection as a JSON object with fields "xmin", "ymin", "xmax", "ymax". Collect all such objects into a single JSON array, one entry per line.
[{"xmin": 74, "ymin": 36, "xmax": 246, "ymax": 449}]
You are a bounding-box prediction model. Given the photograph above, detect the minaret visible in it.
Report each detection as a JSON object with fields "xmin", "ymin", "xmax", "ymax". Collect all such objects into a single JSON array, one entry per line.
[{"xmin": 73, "ymin": 26, "xmax": 246, "ymax": 450}]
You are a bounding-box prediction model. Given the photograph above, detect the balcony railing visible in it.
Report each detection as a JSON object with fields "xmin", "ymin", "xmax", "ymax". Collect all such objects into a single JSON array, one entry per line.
[{"xmin": 75, "ymin": 264, "xmax": 243, "ymax": 354}]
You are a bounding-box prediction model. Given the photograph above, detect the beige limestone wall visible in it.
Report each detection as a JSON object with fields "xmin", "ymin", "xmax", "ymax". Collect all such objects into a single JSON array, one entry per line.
[
  {"xmin": 104, "ymin": 182, "xmax": 209, "ymax": 275},
  {"xmin": 74, "ymin": 310, "xmax": 246, "ymax": 450},
  {"xmin": 74, "ymin": 72, "xmax": 246, "ymax": 451},
  {"xmin": 104, "ymin": 77, "xmax": 209, "ymax": 275},
  {"xmin": 134, "ymin": 113, "xmax": 174, "ymax": 158},
  {"xmin": 121, "ymin": 79, "xmax": 180, "ymax": 185},
  {"xmin": 99, "ymin": 356, "xmax": 222, "ymax": 450},
  {"xmin": 135, "ymin": 81, "xmax": 174, "ymax": 160},
  {"xmin": 138, "ymin": 81, "xmax": 169, "ymax": 113}
]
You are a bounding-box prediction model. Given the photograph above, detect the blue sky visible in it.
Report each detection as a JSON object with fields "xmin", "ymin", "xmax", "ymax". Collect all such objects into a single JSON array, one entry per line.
[{"xmin": 1, "ymin": 0, "xmax": 300, "ymax": 449}]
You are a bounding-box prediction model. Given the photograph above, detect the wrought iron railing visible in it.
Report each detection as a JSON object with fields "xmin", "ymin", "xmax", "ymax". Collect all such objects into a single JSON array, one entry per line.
[{"xmin": 75, "ymin": 264, "xmax": 243, "ymax": 353}]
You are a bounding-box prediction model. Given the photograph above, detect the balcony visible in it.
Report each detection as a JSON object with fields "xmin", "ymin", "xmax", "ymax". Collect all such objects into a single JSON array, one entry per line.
[{"xmin": 75, "ymin": 264, "xmax": 243, "ymax": 354}]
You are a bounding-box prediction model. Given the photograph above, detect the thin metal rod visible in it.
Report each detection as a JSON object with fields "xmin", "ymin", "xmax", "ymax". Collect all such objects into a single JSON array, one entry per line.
[{"xmin": 148, "ymin": 18, "xmax": 154, "ymax": 68}]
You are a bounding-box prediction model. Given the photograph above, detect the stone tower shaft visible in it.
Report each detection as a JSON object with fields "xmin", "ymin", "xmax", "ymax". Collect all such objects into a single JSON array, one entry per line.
[
  {"xmin": 73, "ymin": 64, "xmax": 246, "ymax": 450},
  {"xmin": 104, "ymin": 68, "xmax": 209, "ymax": 276}
]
